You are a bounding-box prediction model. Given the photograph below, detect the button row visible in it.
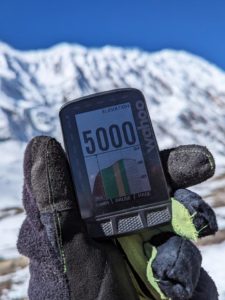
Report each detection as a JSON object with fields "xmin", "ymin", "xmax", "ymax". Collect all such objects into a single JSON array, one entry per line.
[{"xmin": 99, "ymin": 207, "xmax": 171, "ymax": 236}]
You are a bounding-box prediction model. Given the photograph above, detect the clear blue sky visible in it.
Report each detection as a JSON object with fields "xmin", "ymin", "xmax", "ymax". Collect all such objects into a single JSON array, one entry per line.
[{"xmin": 1, "ymin": 0, "xmax": 225, "ymax": 69}]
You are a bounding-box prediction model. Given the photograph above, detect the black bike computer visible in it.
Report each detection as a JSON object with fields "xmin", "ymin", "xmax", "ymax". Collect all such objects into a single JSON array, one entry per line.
[{"xmin": 60, "ymin": 88, "xmax": 171, "ymax": 238}]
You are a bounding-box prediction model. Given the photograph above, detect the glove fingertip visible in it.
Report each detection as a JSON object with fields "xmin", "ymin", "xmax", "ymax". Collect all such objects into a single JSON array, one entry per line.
[
  {"xmin": 161, "ymin": 145, "xmax": 215, "ymax": 190},
  {"xmin": 174, "ymin": 189, "xmax": 218, "ymax": 238},
  {"xmin": 152, "ymin": 236, "xmax": 202, "ymax": 300}
]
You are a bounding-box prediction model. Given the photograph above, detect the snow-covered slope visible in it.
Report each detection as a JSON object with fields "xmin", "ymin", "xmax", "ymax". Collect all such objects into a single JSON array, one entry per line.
[{"xmin": 0, "ymin": 42, "xmax": 225, "ymax": 299}]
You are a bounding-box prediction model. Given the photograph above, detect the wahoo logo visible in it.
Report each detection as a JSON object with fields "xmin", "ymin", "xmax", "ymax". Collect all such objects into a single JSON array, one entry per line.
[{"xmin": 136, "ymin": 100, "xmax": 155, "ymax": 153}]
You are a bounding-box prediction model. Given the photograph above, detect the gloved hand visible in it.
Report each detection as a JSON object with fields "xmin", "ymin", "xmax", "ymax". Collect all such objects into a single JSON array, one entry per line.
[{"xmin": 17, "ymin": 136, "xmax": 218, "ymax": 300}]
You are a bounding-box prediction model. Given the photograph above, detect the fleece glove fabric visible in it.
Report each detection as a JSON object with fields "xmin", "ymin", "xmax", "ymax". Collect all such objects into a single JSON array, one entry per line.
[{"xmin": 17, "ymin": 136, "xmax": 218, "ymax": 300}]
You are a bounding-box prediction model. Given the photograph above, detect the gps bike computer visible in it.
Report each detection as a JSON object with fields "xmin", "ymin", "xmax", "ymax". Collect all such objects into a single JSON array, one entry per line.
[{"xmin": 60, "ymin": 88, "xmax": 171, "ymax": 238}]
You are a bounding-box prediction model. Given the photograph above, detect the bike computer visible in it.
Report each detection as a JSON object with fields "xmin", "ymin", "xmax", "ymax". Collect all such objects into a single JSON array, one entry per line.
[{"xmin": 60, "ymin": 88, "xmax": 171, "ymax": 238}]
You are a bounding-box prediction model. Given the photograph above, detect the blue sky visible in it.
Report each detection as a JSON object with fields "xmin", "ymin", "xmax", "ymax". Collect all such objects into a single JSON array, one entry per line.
[{"xmin": 1, "ymin": 0, "xmax": 225, "ymax": 69}]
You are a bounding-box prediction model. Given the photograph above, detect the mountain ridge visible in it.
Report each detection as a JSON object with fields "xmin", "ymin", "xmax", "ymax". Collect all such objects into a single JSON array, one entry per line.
[{"xmin": 0, "ymin": 42, "xmax": 225, "ymax": 164}]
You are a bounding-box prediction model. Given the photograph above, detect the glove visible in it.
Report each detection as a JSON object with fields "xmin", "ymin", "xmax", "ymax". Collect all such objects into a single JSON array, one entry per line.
[
  {"xmin": 117, "ymin": 189, "xmax": 219, "ymax": 300},
  {"xmin": 118, "ymin": 147, "xmax": 218, "ymax": 299},
  {"xmin": 17, "ymin": 136, "xmax": 218, "ymax": 300}
]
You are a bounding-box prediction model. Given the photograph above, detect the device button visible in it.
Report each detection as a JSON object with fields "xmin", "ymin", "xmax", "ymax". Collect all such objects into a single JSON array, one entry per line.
[
  {"xmin": 117, "ymin": 215, "xmax": 143, "ymax": 234},
  {"xmin": 146, "ymin": 207, "xmax": 171, "ymax": 226},
  {"xmin": 100, "ymin": 221, "xmax": 113, "ymax": 236}
]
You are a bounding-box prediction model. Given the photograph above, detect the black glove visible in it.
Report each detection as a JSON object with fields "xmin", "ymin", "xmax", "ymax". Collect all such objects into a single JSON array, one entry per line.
[{"xmin": 17, "ymin": 136, "xmax": 218, "ymax": 300}]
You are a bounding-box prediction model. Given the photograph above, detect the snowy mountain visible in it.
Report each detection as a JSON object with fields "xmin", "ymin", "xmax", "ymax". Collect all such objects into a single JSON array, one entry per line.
[
  {"xmin": 1, "ymin": 42, "xmax": 225, "ymax": 155},
  {"xmin": 0, "ymin": 42, "xmax": 225, "ymax": 299}
]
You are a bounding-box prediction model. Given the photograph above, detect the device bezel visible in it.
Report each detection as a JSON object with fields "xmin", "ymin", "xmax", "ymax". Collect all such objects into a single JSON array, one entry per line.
[{"xmin": 60, "ymin": 88, "xmax": 171, "ymax": 236}]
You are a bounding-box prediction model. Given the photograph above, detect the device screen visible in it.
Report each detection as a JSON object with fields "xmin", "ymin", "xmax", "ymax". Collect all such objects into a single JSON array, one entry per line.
[{"xmin": 75, "ymin": 102, "xmax": 151, "ymax": 209}]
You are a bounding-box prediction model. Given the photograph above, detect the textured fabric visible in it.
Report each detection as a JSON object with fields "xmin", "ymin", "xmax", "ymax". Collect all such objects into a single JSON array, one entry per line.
[
  {"xmin": 160, "ymin": 145, "xmax": 215, "ymax": 191},
  {"xmin": 174, "ymin": 189, "xmax": 218, "ymax": 237},
  {"xmin": 171, "ymin": 197, "xmax": 198, "ymax": 241},
  {"xmin": 146, "ymin": 247, "xmax": 168, "ymax": 300},
  {"xmin": 152, "ymin": 236, "xmax": 202, "ymax": 300},
  {"xmin": 17, "ymin": 137, "xmax": 70, "ymax": 300},
  {"xmin": 118, "ymin": 188, "xmax": 218, "ymax": 300}
]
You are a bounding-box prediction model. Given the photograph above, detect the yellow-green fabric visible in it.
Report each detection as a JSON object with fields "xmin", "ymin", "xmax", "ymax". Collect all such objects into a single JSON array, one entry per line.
[
  {"xmin": 146, "ymin": 247, "xmax": 170, "ymax": 300},
  {"xmin": 118, "ymin": 236, "xmax": 168, "ymax": 300},
  {"xmin": 118, "ymin": 197, "xmax": 199, "ymax": 300},
  {"xmin": 118, "ymin": 234, "xmax": 160, "ymax": 300},
  {"xmin": 171, "ymin": 198, "xmax": 198, "ymax": 241}
]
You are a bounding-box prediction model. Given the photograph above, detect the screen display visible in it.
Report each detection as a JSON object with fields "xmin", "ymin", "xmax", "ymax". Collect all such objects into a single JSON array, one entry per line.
[{"xmin": 75, "ymin": 102, "xmax": 151, "ymax": 209}]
